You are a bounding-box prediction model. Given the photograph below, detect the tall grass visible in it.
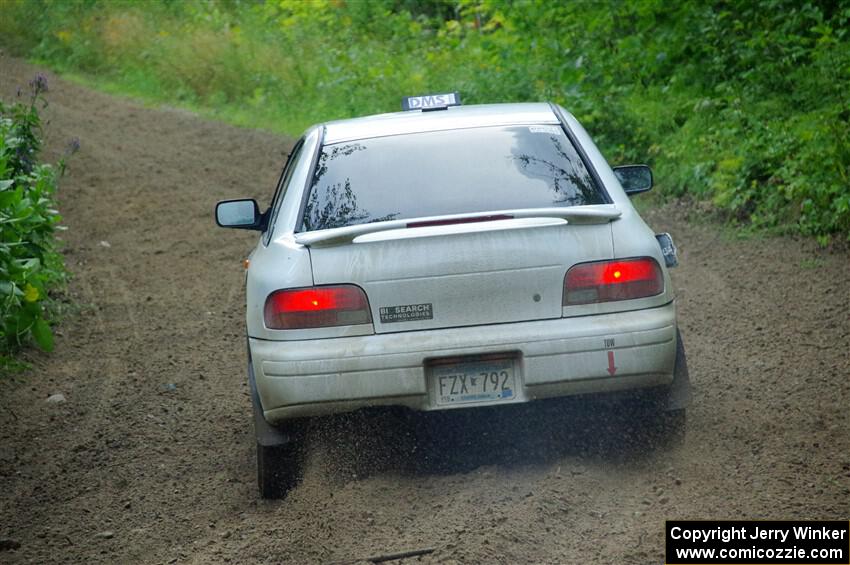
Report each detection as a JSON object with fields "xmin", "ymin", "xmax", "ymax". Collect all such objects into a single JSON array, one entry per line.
[{"xmin": 1, "ymin": 0, "xmax": 847, "ymax": 242}]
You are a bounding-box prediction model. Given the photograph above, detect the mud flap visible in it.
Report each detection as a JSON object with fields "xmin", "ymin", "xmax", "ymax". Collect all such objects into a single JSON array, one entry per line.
[{"xmin": 665, "ymin": 329, "xmax": 692, "ymax": 411}]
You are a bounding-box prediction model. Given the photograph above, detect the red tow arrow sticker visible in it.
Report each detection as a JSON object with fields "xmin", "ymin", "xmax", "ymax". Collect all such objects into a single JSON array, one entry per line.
[{"xmin": 607, "ymin": 351, "xmax": 617, "ymax": 376}]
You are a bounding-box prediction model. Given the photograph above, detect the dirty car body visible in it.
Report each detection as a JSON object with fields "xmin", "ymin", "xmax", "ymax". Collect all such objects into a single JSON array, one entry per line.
[{"xmin": 216, "ymin": 99, "xmax": 690, "ymax": 497}]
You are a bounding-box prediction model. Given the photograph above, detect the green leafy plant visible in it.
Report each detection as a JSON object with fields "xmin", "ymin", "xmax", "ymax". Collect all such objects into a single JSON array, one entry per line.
[{"xmin": 0, "ymin": 74, "xmax": 72, "ymax": 367}]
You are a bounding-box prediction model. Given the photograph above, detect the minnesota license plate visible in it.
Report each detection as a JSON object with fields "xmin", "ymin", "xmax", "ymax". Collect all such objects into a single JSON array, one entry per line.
[{"xmin": 430, "ymin": 357, "xmax": 517, "ymax": 407}]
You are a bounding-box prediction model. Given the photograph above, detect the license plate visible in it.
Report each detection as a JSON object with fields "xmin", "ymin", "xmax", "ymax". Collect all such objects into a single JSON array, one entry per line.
[{"xmin": 430, "ymin": 358, "xmax": 517, "ymax": 406}]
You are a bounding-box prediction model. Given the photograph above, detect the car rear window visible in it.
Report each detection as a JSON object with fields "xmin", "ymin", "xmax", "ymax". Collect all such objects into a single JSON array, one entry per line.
[{"xmin": 300, "ymin": 124, "xmax": 607, "ymax": 232}]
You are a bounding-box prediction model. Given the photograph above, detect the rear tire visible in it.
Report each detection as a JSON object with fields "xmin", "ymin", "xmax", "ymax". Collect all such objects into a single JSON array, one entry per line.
[
  {"xmin": 646, "ymin": 329, "xmax": 690, "ymax": 447},
  {"xmin": 248, "ymin": 351, "xmax": 306, "ymax": 499},
  {"xmin": 257, "ymin": 438, "xmax": 303, "ymax": 499}
]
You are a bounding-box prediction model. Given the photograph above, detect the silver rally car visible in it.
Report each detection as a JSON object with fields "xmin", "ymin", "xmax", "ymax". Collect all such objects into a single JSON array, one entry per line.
[{"xmin": 216, "ymin": 94, "xmax": 690, "ymax": 498}]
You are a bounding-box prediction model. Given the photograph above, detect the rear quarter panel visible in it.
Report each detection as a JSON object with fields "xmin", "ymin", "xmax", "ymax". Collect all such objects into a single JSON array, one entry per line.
[{"xmin": 559, "ymin": 107, "xmax": 676, "ymax": 311}]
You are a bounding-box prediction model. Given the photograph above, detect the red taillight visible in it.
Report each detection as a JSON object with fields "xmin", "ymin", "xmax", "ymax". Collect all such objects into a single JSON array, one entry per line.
[
  {"xmin": 264, "ymin": 285, "xmax": 372, "ymax": 329},
  {"xmin": 563, "ymin": 257, "xmax": 663, "ymax": 305}
]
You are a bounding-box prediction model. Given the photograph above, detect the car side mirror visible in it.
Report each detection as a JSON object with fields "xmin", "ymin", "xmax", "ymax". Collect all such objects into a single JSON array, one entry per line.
[
  {"xmin": 215, "ymin": 199, "xmax": 263, "ymax": 230},
  {"xmin": 613, "ymin": 165, "xmax": 653, "ymax": 195}
]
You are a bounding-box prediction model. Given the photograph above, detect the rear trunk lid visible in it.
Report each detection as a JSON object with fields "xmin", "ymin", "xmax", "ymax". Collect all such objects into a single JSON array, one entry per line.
[{"xmin": 307, "ymin": 216, "xmax": 614, "ymax": 333}]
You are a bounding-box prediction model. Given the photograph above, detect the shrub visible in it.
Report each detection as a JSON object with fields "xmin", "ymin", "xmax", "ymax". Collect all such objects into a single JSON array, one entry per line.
[
  {"xmin": 0, "ymin": 0, "xmax": 847, "ymax": 241},
  {"xmin": 0, "ymin": 74, "xmax": 71, "ymax": 366}
]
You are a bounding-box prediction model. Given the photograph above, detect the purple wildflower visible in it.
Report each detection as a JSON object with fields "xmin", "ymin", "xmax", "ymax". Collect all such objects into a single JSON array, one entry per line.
[{"xmin": 29, "ymin": 73, "xmax": 49, "ymax": 96}]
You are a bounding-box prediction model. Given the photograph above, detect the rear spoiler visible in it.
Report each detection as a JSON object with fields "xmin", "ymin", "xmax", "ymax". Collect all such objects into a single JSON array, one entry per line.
[{"xmin": 293, "ymin": 206, "xmax": 621, "ymax": 247}]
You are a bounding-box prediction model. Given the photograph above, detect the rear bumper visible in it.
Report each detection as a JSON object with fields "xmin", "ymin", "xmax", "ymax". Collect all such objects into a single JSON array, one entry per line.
[{"xmin": 250, "ymin": 302, "xmax": 677, "ymax": 422}]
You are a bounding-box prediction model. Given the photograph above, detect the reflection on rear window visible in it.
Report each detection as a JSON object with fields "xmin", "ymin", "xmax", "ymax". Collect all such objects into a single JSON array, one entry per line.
[{"xmin": 301, "ymin": 125, "xmax": 606, "ymax": 232}]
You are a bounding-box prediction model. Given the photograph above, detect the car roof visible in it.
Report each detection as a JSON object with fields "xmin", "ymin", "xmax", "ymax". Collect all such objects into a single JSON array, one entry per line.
[{"xmin": 322, "ymin": 102, "xmax": 560, "ymax": 144}]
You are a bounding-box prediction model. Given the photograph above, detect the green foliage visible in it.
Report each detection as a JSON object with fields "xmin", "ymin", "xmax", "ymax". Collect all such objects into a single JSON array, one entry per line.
[
  {"xmin": 0, "ymin": 0, "xmax": 847, "ymax": 241},
  {"xmin": 0, "ymin": 74, "xmax": 69, "ymax": 364}
]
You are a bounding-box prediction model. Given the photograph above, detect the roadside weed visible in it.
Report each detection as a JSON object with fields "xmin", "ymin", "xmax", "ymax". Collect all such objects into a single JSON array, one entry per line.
[{"xmin": 0, "ymin": 74, "xmax": 72, "ymax": 368}]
